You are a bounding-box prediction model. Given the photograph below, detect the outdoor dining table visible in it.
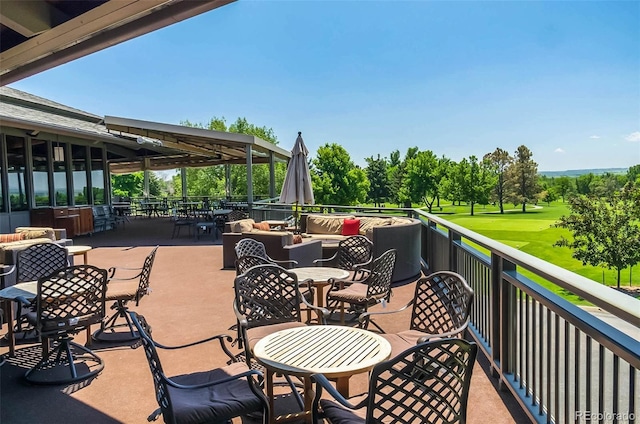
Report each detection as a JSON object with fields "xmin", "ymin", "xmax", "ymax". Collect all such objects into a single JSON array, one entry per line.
[
  {"xmin": 0, "ymin": 281, "xmax": 39, "ymax": 357},
  {"xmin": 0, "ymin": 280, "xmax": 94, "ymax": 357},
  {"xmin": 289, "ymin": 267, "xmax": 349, "ymax": 307},
  {"xmin": 253, "ymin": 325, "xmax": 391, "ymax": 423}
]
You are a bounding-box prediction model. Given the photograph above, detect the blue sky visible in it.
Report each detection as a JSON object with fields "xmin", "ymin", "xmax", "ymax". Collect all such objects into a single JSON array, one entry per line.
[{"xmin": 9, "ymin": 1, "xmax": 640, "ymax": 172}]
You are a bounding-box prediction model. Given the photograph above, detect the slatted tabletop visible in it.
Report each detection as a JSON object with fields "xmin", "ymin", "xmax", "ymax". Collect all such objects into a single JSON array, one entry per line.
[{"xmin": 253, "ymin": 325, "xmax": 391, "ymax": 379}]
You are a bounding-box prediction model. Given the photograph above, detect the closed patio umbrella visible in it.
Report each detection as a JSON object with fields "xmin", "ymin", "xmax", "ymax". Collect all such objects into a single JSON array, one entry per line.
[{"xmin": 280, "ymin": 132, "xmax": 314, "ymax": 231}]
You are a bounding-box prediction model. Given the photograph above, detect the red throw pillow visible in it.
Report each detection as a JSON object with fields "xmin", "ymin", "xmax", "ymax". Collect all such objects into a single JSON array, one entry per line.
[{"xmin": 341, "ymin": 218, "xmax": 360, "ymax": 236}]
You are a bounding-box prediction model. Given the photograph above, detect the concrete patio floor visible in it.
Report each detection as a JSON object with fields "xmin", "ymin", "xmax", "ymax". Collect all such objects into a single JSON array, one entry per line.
[{"xmin": 0, "ymin": 218, "xmax": 529, "ymax": 423}]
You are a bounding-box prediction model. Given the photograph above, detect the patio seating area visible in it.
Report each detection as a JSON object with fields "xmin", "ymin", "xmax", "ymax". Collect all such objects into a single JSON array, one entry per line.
[{"xmin": 0, "ymin": 218, "xmax": 528, "ymax": 423}]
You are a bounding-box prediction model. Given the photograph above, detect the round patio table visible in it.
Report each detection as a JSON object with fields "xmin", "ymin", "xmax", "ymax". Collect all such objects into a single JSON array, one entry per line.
[
  {"xmin": 253, "ymin": 325, "xmax": 391, "ymax": 423},
  {"xmin": 289, "ymin": 266, "xmax": 349, "ymax": 307}
]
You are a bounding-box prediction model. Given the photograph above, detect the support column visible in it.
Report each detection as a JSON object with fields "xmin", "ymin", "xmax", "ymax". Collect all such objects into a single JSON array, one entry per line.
[
  {"xmin": 245, "ymin": 146, "xmax": 253, "ymax": 208},
  {"xmin": 225, "ymin": 164, "xmax": 231, "ymax": 199},
  {"xmin": 269, "ymin": 151, "xmax": 276, "ymax": 199},
  {"xmin": 181, "ymin": 168, "xmax": 187, "ymax": 199}
]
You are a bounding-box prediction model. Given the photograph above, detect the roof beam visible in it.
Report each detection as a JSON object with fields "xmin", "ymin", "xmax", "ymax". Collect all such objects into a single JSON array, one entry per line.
[{"xmin": 0, "ymin": 0, "xmax": 61, "ymax": 37}]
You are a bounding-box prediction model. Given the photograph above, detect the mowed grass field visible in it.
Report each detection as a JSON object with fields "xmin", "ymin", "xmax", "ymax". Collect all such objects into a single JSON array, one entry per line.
[{"xmin": 436, "ymin": 202, "xmax": 639, "ymax": 304}]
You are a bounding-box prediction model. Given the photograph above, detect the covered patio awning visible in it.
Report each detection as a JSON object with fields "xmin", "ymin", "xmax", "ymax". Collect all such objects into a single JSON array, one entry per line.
[
  {"xmin": 0, "ymin": 0, "xmax": 234, "ymax": 85},
  {"xmin": 104, "ymin": 115, "xmax": 291, "ymax": 174}
]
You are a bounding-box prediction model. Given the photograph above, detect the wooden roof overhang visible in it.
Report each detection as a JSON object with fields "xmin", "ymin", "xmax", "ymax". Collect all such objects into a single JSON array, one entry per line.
[
  {"xmin": 104, "ymin": 115, "xmax": 291, "ymax": 174},
  {"xmin": 0, "ymin": 0, "xmax": 234, "ymax": 85}
]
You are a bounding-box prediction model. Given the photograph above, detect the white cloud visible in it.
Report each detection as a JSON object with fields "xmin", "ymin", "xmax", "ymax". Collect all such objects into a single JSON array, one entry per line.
[
  {"xmin": 554, "ymin": 148, "xmax": 565, "ymax": 153},
  {"xmin": 624, "ymin": 131, "xmax": 640, "ymax": 142},
  {"xmin": 589, "ymin": 135, "xmax": 601, "ymax": 139}
]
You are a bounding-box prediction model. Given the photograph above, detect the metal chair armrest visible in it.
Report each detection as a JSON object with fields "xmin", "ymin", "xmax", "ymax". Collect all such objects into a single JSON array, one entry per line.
[
  {"xmin": 14, "ymin": 295, "xmax": 34, "ymax": 307},
  {"xmin": 358, "ymin": 298, "xmax": 415, "ymax": 329},
  {"xmin": 271, "ymin": 258, "xmax": 298, "ymax": 267},
  {"xmin": 313, "ymin": 252, "xmax": 338, "ymax": 266},
  {"xmin": 163, "ymin": 368, "xmax": 264, "ymax": 390},
  {"xmin": 109, "ymin": 266, "xmax": 143, "ymax": 279},
  {"xmin": 299, "ymin": 279, "xmax": 330, "ymax": 323},
  {"xmin": 416, "ymin": 318, "xmax": 471, "ymax": 344},
  {"xmin": 0, "ymin": 265, "xmax": 15, "ymax": 277},
  {"xmin": 311, "ymin": 373, "xmax": 367, "ymax": 413}
]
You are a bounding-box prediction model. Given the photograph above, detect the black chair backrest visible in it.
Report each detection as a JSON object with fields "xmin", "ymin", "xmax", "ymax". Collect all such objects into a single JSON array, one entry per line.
[
  {"xmin": 335, "ymin": 235, "xmax": 373, "ymax": 271},
  {"xmin": 365, "ymin": 249, "xmax": 397, "ymax": 300},
  {"xmin": 235, "ymin": 254, "xmax": 271, "ymax": 275},
  {"xmin": 35, "ymin": 265, "xmax": 107, "ymax": 337},
  {"xmin": 234, "ymin": 264, "xmax": 303, "ymax": 329},
  {"xmin": 235, "ymin": 239, "xmax": 268, "ymax": 260},
  {"xmin": 17, "ymin": 243, "xmax": 68, "ymax": 283},
  {"xmin": 410, "ymin": 272, "xmax": 474, "ymax": 335},
  {"xmin": 366, "ymin": 339, "xmax": 478, "ymax": 423},
  {"xmin": 129, "ymin": 312, "xmax": 175, "ymax": 423},
  {"xmin": 135, "ymin": 246, "xmax": 158, "ymax": 304}
]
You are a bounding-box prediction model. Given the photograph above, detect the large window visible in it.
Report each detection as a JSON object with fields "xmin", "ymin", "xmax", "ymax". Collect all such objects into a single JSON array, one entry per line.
[
  {"xmin": 71, "ymin": 144, "xmax": 88, "ymax": 205},
  {"xmin": 6, "ymin": 135, "xmax": 28, "ymax": 211},
  {"xmin": 91, "ymin": 147, "xmax": 105, "ymax": 205},
  {"xmin": 0, "ymin": 137, "xmax": 4, "ymax": 213},
  {"xmin": 32, "ymin": 139, "xmax": 51, "ymax": 206},
  {"xmin": 53, "ymin": 143, "xmax": 68, "ymax": 206}
]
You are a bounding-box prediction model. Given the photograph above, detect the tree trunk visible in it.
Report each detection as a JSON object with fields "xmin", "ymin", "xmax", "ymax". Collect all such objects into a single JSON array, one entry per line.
[
  {"xmin": 617, "ymin": 268, "xmax": 621, "ymax": 289},
  {"xmin": 499, "ymin": 200, "xmax": 504, "ymax": 214},
  {"xmin": 522, "ymin": 202, "xmax": 526, "ymax": 213},
  {"xmin": 470, "ymin": 202, "xmax": 475, "ymax": 216}
]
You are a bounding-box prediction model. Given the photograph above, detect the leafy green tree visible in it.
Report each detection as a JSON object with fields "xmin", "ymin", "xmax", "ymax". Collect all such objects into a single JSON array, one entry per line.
[
  {"xmin": 311, "ymin": 143, "xmax": 369, "ymax": 205},
  {"xmin": 539, "ymin": 188, "xmax": 558, "ymax": 205},
  {"xmin": 387, "ymin": 149, "xmax": 409, "ymax": 207},
  {"xmin": 460, "ymin": 155, "xmax": 496, "ymax": 216},
  {"xmin": 148, "ymin": 172, "xmax": 167, "ymax": 197},
  {"xmin": 554, "ymin": 182, "xmax": 640, "ymax": 288},
  {"xmin": 483, "ymin": 148, "xmax": 512, "ymax": 213},
  {"xmin": 575, "ymin": 173, "xmax": 594, "ymax": 195},
  {"xmin": 505, "ymin": 145, "xmax": 539, "ymax": 212},
  {"xmin": 365, "ymin": 154, "xmax": 389, "ymax": 206},
  {"xmin": 554, "ymin": 176, "xmax": 573, "ymax": 202},
  {"xmin": 403, "ymin": 150, "xmax": 439, "ymax": 212},
  {"xmin": 627, "ymin": 164, "xmax": 640, "ymax": 184},
  {"xmin": 111, "ymin": 172, "xmax": 143, "ymax": 198}
]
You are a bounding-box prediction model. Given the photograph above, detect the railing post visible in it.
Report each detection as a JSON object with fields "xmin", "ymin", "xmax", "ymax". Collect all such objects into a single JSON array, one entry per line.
[
  {"xmin": 492, "ymin": 254, "xmax": 516, "ymax": 384},
  {"xmin": 449, "ymin": 229, "xmax": 461, "ymax": 272}
]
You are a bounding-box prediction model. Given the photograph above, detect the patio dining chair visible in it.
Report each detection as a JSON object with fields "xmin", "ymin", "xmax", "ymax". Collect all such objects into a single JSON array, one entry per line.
[
  {"xmin": 325, "ymin": 249, "xmax": 396, "ymax": 328},
  {"xmin": 235, "ymin": 238, "xmax": 298, "ymax": 269},
  {"xmin": 311, "ymin": 338, "xmax": 478, "ymax": 424},
  {"xmin": 92, "ymin": 246, "xmax": 158, "ymax": 342},
  {"xmin": 127, "ymin": 311, "xmax": 270, "ymax": 424},
  {"xmin": 21, "ymin": 265, "xmax": 108, "ymax": 384},
  {"xmin": 14, "ymin": 243, "xmax": 68, "ymax": 335},
  {"xmin": 313, "ymin": 235, "xmax": 373, "ymax": 281},
  {"xmin": 358, "ymin": 271, "xmax": 474, "ymax": 358},
  {"xmin": 234, "ymin": 264, "xmax": 330, "ymax": 411}
]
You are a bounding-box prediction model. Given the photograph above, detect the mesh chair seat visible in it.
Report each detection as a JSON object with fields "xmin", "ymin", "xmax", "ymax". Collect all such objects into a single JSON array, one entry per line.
[
  {"xmin": 327, "ymin": 282, "xmax": 387, "ymax": 304},
  {"xmin": 169, "ymin": 363, "xmax": 266, "ymax": 424}
]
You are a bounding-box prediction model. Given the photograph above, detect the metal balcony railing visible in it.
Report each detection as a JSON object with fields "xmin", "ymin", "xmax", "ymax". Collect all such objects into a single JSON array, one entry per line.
[{"xmin": 251, "ymin": 200, "xmax": 640, "ymax": 424}]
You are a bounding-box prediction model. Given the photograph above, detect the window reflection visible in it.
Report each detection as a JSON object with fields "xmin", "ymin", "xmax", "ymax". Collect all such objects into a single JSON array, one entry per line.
[
  {"xmin": 53, "ymin": 143, "xmax": 68, "ymax": 206},
  {"xmin": 6, "ymin": 135, "xmax": 28, "ymax": 211},
  {"xmin": 32, "ymin": 139, "xmax": 50, "ymax": 206},
  {"xmin": 72, "ymin": 144, "xmax": 88, "ymax": 205},
  {"xmin": 91, "ymin": 147, "xmax": 105, "ymax": 205}
]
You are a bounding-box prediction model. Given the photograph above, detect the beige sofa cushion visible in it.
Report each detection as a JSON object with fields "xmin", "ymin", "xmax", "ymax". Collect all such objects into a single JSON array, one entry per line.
[
  {"xmin": 306, "ymin": 214, "xmax": 355, "ymax": 235},
  {"xmin": 244, "ymin": 230, "xmax": 294, "ymax": 245},
  {"xmin": 15, "ymin": 227, "xmax": 56, "ymax": 241},
  {"xmin": 230, "ymin": 218, "xmax": 255, "ymax": 233},
  {"xmin": 358, "ymin": 217, "xmax": 391, "ymax": 236},
  {"xmin": 0, "ymin": 238, "xmax": 53, "ymax": 265}
]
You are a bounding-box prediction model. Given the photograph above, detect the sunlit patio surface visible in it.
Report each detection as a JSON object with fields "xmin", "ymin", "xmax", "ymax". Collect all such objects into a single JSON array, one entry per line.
[{"xmin": 0, "ymin": 218, "xmax": 528, "ymax": 423}]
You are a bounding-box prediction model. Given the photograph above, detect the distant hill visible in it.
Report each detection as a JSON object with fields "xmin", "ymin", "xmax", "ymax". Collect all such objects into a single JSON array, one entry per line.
[{"xmin": 539, "ymin": 168, "xmax": 628, "ymax": 177}]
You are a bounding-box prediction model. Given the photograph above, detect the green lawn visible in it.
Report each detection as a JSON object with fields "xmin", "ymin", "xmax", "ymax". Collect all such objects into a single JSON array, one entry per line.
[{"xmin": 437, "ymin": 202, "xmax": 639, "ymax": 304}]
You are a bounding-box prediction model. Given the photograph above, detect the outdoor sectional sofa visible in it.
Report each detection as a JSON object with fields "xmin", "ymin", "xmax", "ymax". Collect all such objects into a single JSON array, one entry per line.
[
  {"xmin": 223, "ymin": 214, "xmax": 421, "ymax": 284},
  {"xmin": 0, "ymin": 227, "xmax": 71, "ymax": 287}
]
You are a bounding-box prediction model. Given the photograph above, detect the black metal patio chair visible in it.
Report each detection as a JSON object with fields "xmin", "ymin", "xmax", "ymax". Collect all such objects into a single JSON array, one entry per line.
[
  {"xmin": 359, "ymin": 271, "xmax": 474, "ymax": 358},
  {"xmin": 128, "ymin": 311, "xmax": 270, "ymax": 424},
  {"xmin": 311, "ymin": 338, "xmax": 478, "ymax": 424},
  {"xmin": 313, "ymin": 235, "xmax": 373, "ymax": 281}
]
